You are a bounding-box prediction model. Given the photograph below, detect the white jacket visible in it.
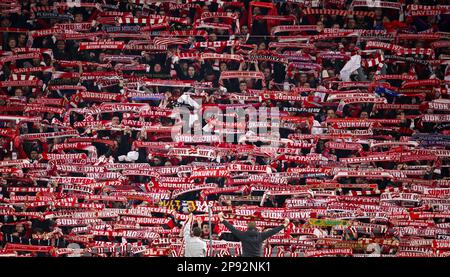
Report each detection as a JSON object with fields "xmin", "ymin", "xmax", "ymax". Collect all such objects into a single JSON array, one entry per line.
[{"xmin": 183, "ymin": 220, "xmax": 207, "ymax": 257}]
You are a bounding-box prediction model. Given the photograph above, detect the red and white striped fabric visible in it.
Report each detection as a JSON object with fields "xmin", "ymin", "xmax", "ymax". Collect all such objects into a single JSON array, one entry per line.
[
  {"xmin": 396, "ymin": 48, "xmax": 435, "ymax": 58},
  {"xmin": 303, "ymin": 8, "xmax": 375, "ymax": 17},
  {"xmin": 153, "ymin": 37, "xmax": 190, "ymax": 46},
  {"xmin": 362, "ymin": 54, "xmax": 385, "ymax": 68},
  {"xmin": 116, "ymin": 17, "xmax": 166, "ymax": 25}
]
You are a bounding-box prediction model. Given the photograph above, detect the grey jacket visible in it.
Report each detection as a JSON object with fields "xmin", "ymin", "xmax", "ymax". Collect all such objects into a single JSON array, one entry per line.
[{"xmin": 222, "ymin": 220, "xmax": 285, "ymax": 257}]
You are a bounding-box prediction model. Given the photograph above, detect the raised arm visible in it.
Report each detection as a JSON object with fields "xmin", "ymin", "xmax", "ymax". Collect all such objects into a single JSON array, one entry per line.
[
  {"xmin": 183, "ymin": 213, "xmax": 193, "ymax": 241},
  {"xmin": 221, "ymin": 220, "xmax": 247, "ymax": 241},
  {"xmin": 260, "ymin": 225, "xmax": 284, "ymax": 241},
  {"xmin": 218, "ymin": 212, "xmax": 246, "ymax": 241},
  {"xmin": 260, "ymin": 218, "xmax": 290, "ymax": 241}
]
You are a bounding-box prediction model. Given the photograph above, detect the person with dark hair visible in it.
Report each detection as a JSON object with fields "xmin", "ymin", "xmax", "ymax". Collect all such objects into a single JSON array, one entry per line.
[
  {"xmin": 182, "ymin": 213, "xmax": 207, "ymax": 257},
  {"xmin": 238, "ymin": 80, "xmax": 247, "ymax": 93},
  {"xmin": 217, "ymin": 212, "xmax": 290, "ymax": 257}
]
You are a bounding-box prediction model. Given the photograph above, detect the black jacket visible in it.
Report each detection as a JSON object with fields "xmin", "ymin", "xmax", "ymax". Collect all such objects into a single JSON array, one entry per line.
[{"xmin": 222, "ymin": 220, "xmax": 285, "ymax": 257}]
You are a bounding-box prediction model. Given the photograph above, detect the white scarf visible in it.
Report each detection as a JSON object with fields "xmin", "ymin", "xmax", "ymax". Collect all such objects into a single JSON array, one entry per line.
[{"xmin": 340, "ymin": 54, "xmax": 361, "ymax": 81}]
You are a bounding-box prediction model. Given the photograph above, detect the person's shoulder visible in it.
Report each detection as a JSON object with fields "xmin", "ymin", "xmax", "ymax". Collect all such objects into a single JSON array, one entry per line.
[
  {"xmin": 198, "ymin": 238, "xmax": 207, "ymax": 244},
  {"xmin": 197, "ymin": 236, "xmax": 205, "ymax": 241}
]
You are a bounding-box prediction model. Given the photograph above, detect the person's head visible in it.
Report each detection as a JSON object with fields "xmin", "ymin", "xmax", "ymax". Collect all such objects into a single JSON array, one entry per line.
[
  {"xmin": 348, "ymin": 42, "xmax": 356, "ymax": 51},
  {"xmin": 30, "ymin": 150, "xmax": 39, "ymax": 160},
  {"xmin": 375, "ymin": 8, "xmax": 383, "ymax": 19},
  {"xmin": 192, "ymin": 227, "xmax": 202, "ymax": 237},
  {"xmin": 258, "ymin": 41, "xmax": 267, "ymax": 50},
  {"xmin": 397, "ymin": 111, "xmax": 406, "ymax": 120},
  {"xmin": 208, "ymin": 32, "xmax": 217, "ymax": 42},
  {"xmin": 326, "ymin": 109, "xmax": 336, "ymax": 119},
  {"xmin": 41, "ymin": 37, "xmax": 52, "ymax": 48},
  {"xmin": 111, "ymin": 116, "xmax": 120, "ymax": 125},
  {"xmin": 18, "ymin": 33, "xmax": 27, "ymax": 45},
  {"xmin": 356, "ymin": 15, "xmax": 365, "ymax": 23},
  {"xmin": 247, "ymin": 221, "xmax": 257, "ymax": 231},
  {"xmin": 14, "ymin": 88, "xmax": 24, "ymax": 97},
  {"xmin": 188, "ymin": 65, "xmax": 196, "ymax": 77},
  {"xmin": 32, "ymin": 57, "xmax": 42, "ymax": 66},
  {"xmin": 152, "ymin": 156, "xmax": 162, "ymax": 165},
  {"xmin": 239, "ymin": 80, "xmax": 247, "ymax": 92},
  {"xmin": 247, "ymin": 79, "xmax": 255, "ymax": 89},
  {"xmin": 238, "ymin": 35, "xmax": 247, "ymax": 44},
  {"xmin": 360, "ymin": 111, "xmax": 369, "ymax": 119},
  {"xmin": 347, "ymin": 18, "xmax": 356, "ymax": 29},
  {"xmin": 241, "ymin": 25, "xmax": 249, "ymax": 35},
  {"xmin": 259, "ymin": 61, "xmax": 268, "ymax": 71},
  {"xmin": 153, "ymin": 63, "xmax": 162, "ymax": 73},
  {"xmin": 34, "ymin": 227, "xmax": 43, "ymax": 235},
  {"xmin": 0, "ymin": 17, "xmax": 11, "ymax": 27},
  {"xmin": 217, "ymin": 28, "xmax": 226, "ymax": 36},
  {"xmin": 300, "ymin": 73, "xmax": 308, "ymax": 84},
  {"xmin": 201, "ymin": 222, "xmax": 210, "ymax": 236},
  {"xmin": 219, "ymin": 62, "xmax": 228, "ymax": 71},
  {"xmin": 181, "ymin": 61, "xmax": 188, "ymax": 71},
  {"xmin": 7, "ymin": 37, "xmax": 17, "ymax": 49},
  {"xmin": 47, "ymin": 220, "xmax": 57, "ymax": 232},
  {"xmin": 142, "ymin": 52, "xmax": 151, "ymax": 61},
  {"xmin": 205, "ymin": 72, "xmax": 216, "ymax": 82},
  {"xmin": 56, "ymin": 40, "xmax": 65, "ymax": 51},
  {"xmin": 15, "ymin": 223, "xmax": 24, "ymax": 233},
  {"xmin": 99, "ymin": 52, "xmax": 107, "ymax": 63},
  {"xmin": 253, "ymin": 7, "xmax": 261, "ymax": 15},
  {"xmin": 317, "ymin": 21, "xmax": 324, "ymax": 31},
  {"xmin": 74, "ymin": 13, "xmax": 84, "ymax": 23}
]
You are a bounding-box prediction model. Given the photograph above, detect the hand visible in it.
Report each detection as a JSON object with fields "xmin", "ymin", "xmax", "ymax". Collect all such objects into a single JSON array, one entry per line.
[
  {"xmin": 283, "ymin": 218, "xmax": 290, "ymax": 228},
  {"xmin": 188, "ymin": 213, "xmax": 193, "ymax": 221},
  {"xmin": 218, "ymin": 212, "xmax": 224, "ymax": 222}
]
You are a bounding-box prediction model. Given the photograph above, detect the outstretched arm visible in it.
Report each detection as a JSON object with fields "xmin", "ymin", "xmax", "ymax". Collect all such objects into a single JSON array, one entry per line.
[
  {"xmin": 221, "ymin": 220, "xmax": 247, "ymax": 241},
  {"xmin": 218, "ymin": 212, "xmax": 246, "ymax": 241},
  {"xmin": 183, "ymin": 213, "xmax": 193, "ymax": 241},
  {"xmin": 260, "ymin": 225, "xmax": 284, "ymax": 241},
  {"xmin": 260, "ymin": 218, "xmax": 290, "ymax": 241}
]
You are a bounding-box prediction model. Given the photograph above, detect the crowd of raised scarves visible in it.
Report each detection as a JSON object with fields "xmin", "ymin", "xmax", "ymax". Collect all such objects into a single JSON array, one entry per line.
[{"xmin": 0, "ymin": 0, "xmax": 450, "ymax": 257}]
